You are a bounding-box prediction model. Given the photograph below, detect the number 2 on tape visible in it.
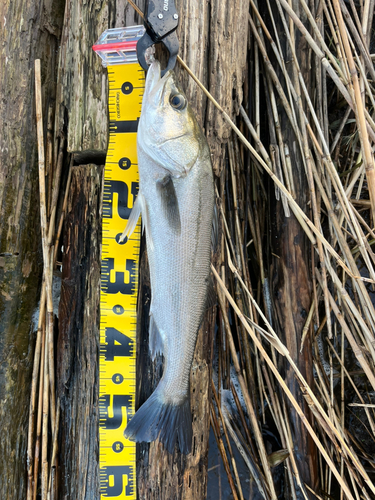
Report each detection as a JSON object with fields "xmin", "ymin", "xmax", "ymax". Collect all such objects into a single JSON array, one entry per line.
[{"xmin": 98, "ymin": 60, "xmax": 145, "ymax": 499}]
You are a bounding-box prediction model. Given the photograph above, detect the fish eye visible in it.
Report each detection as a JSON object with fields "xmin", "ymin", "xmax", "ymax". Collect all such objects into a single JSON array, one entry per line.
[{"xmin": 170, "ymin": 94, "xmax": 187, "ymax": 110}]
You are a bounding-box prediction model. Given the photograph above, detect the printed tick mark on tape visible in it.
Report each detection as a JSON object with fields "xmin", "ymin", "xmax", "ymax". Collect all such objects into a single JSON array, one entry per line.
[{"xmin": 94, "ymin": 26, "xmax": 146, "ymax": 500}]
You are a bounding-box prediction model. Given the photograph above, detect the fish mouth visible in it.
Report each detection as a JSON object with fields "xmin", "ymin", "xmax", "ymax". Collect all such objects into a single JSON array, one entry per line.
[{"xmin": 146, "ymin": 61, "xmax": 174, "ymax": 106}]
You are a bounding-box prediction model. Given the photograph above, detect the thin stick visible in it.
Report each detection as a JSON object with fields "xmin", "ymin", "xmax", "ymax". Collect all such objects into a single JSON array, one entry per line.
[
  {"xmin": 26, "ymin": 285, "xmax": 46, "ymax": 500},
  {"xmin": 46, "ymin": 102, "xmax": 54, "ymax": 217},
  {"xmin": 35, "ymin": 60, "xmax": 56, "ymax": 435},
  {"xmin": 33, "ymin": 322, "xmax": 45, "ymax": 500},
  {"xmin": 210, "ymin": 407, "xmax": 240, "ymax": 500},
  {"xmin": 48, "ymin": 400, "xmax": 60, "ymax": 494},
  {"xmin": 41, "ymin": 316, "xmax": 49, "ymax": 500},
  {"xmin": 212, "ymin": 264, "xmax": 363, "ymax": 500},
  {"xmin": 48, "ymin": 136, "xmax": 65, "ymax": 246},
  {"xmin": 54, "ymin": 158, "xmax": 72, "ymax": 260},
  {"xmin": 211, "ymin": 381, "xmax": 245, "ymax": 500},
  {"xmin": 331, "ymin": 0, "xmax": 375, "ymax": 223}
]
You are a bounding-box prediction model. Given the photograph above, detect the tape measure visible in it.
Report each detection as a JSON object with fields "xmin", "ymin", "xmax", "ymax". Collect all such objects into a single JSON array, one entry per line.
[{"xmin": 93, "ymin": 26, "xmax": 145, "ymax": 499}]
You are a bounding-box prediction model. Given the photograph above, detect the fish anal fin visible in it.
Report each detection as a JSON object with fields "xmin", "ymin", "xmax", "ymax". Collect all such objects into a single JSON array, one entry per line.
[
  {"xmin": 156, "ymin": 175, "xmax": 181, "ymax": 234},
  {"xmin": 149, "ymin": 314, "xmax": 164, "ymax": 359}
]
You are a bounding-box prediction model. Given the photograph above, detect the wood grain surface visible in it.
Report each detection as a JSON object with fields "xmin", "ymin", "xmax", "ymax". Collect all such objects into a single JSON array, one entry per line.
[{"xmin": 0, "ymin": 0, "xmax": 64, "ymax": 497}]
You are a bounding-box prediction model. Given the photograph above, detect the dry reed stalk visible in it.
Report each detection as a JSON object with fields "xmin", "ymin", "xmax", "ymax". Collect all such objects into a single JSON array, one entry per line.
[
  {"xmin": 355, "ymin": 50, "xmax": 375, "ymax": 111},
  {"xmin": 54, "ymin": 159, "xmax": 72, "ymax": 260},
  {"xmin": 48, "ymin": 400, "xmax": 60, "ymax": 495},
  {"xmin": 217, "ymin": 273, "xmax": 278, "ymax": 499},
  {"xmin": 272, "ymin": 398, "xmax": 299, "ymax": 500},
  {"xmin": 46, "ymin": 102, "xmax": 54, "ymax": 217},
  {"xmin": 41, "ymin": 313, "xmax": 49, "ymax": 500},
  {"xmin": 48, "ymin": 136, "xmax": 65, "ymax": 245},
  {"xmin": 27, "ymin": 283, "xmax": 46, "ymax": 500},
  {"xmin": 210, "ymin": 407, "xmax": 240, "ymax": 500},
  {"xmin": 213, "ymin": 264, "xmax": 375, "ymax": 499},
  {"xmin": 331, "ymin": 0, "xmax": 375, "ymax": 222},
  {"xmin": 330, "ymin": 107, "xmax": 352, "ymax": 153},
  {"xmin": 33, "ymin": 323, "xmax": 46, "ymax": 500},
  {"xmin": 211, "ymin": 381, "xmax": 245, "ymax": 500}
]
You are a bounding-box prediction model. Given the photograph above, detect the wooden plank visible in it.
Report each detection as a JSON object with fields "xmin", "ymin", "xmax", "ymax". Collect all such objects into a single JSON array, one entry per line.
[
  {"xmin": 176, "ymin": 0, "xmax": 249, "ymax": 176},
  {"xmin": 56, "ymin": 164, "xmax": 103, "ymax": 499},
  {"xmin": 55, "ymin": 0, "xmax": 146, "ymax": 157},
  {"xmin": 0, "ymin": 0, "xmax": 64, "ymax": 498},
  {"xmin": 265, "ymin": 1, "xmax": 319, "ymax": 494}
]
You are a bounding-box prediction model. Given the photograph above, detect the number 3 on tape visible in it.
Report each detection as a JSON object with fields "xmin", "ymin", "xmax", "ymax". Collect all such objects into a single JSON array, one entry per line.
[{"xmin": 93, "ymin": 25, "xmax": 146, "ymax": 499}]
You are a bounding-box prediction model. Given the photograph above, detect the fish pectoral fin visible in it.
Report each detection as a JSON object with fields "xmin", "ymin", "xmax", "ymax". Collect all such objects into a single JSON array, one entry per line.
[
  {"xmin": 149, "ymin": 313, "xmax": 164, "ymax": 360},
  {"xmin": 119, "ymin": 194, "xmax": 142, "ymax": 243},
  {"xmin": 156, "ymin": 175, "xmax": 181, "ymax": 234}
]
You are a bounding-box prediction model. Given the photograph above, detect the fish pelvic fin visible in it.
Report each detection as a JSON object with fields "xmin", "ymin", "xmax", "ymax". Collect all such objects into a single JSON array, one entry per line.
[{"xmin": 124, "ymin": 390, "xmax": 192, "ymax": 455}]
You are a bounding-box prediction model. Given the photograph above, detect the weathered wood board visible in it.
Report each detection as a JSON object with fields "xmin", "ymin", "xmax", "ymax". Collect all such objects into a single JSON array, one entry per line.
[
  {"xmin": 53, "ymin": 0, "xmax": 249, "ymax": 498},
  {"xmin": 57, "ymin": 164, "xmax": 103, "ymax": 499},
  {"xmin": 0, "ymin": 0, "xmax": 64, "ymax": 497},
  {"xmin": 265, "ymin": 0, "xmax": 318, "ymax": 493},
  {"xmin": 55, "ymin": 0, "xmax": 146, "ymax": 158}
]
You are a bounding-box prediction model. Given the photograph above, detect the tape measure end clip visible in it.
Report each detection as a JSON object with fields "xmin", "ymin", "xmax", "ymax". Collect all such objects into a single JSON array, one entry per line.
[{"xmin": 93, "ymin": 26, "xmax": 146, "ymax": 67}]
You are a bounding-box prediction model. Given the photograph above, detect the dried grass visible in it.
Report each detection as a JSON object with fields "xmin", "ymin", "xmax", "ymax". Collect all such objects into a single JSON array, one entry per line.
[{"xmin": 206, "ymin": 1, "xmax": 375, "ymax": 499}]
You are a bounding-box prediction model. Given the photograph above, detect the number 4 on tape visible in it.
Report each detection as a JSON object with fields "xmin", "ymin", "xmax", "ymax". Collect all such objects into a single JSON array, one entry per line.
[{"xmin": 93, "ymin": 25, "xmax": 146, "ymax": 499}]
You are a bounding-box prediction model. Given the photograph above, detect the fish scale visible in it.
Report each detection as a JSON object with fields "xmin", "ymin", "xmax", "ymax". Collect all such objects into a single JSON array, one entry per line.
[{"xmin": 122, "ymin": 60, "xmax": 214, "ymax": 453}]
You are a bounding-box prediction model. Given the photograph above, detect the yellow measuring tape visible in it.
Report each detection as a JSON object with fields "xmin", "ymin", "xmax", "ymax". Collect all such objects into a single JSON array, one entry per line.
[{"xmin": 94, "ymin": 27, "xmax": 145, "ymax": 499}]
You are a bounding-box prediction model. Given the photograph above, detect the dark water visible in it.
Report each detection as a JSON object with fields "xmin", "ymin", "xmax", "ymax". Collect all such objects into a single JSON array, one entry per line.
[{"xmin": 207, "ymin": 427, "xmax": 265, "ymax": 500}]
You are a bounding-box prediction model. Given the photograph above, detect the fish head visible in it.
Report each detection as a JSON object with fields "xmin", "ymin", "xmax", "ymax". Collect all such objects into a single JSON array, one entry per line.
[{"xmin": 138, "ymin": 61, "xmax": 204, "ymax": 178}]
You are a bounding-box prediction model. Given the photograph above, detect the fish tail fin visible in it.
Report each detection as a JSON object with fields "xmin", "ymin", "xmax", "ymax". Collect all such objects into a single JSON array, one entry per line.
[{"xmin": 124, "ymin": 389, "xmax": 192, "ymax": 454}]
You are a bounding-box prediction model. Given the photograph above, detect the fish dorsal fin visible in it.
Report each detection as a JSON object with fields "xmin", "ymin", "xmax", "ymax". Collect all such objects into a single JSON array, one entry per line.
[
  {"xmin": 156, "ymin": 175, "xmax": 181, "ymax": 234},
  {"xmin": 206, "ymin": 274, "xmax": 217, "ymax": 309},
  {"xmin": 211, "ymin": 203, "xmax": 219, "ymax": 252}
]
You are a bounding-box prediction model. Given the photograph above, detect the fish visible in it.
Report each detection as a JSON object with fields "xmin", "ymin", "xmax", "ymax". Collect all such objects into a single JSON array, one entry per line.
[{"xmin": 121, "ymin": 60, "xmax": 215, "ymax": 454}]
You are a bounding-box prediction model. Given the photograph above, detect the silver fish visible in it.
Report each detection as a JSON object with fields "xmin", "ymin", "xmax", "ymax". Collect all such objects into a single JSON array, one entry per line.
[{"xmin": 122, "ymin": 60, "xmax": 214, "ymax": 454}]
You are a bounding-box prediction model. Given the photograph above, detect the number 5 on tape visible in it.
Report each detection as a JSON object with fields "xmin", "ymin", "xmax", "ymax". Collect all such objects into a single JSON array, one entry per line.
[{"xmin": 93, "ymin": 25, "xmax": 145, "ymax": 499}]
